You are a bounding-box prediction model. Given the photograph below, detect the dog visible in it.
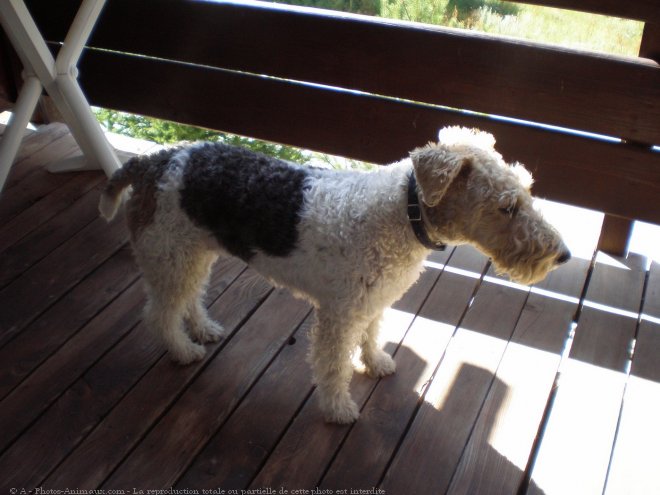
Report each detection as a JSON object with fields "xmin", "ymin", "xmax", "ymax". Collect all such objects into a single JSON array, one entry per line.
[{"xmin": 99, "ymin": 126, "xmax": 570, "ymax": 424}]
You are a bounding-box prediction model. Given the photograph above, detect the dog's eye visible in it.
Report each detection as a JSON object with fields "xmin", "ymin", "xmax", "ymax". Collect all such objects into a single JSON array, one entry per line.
[{"xmin": 499, "ymin": 204, "xmax": 518, "ymax": 217}]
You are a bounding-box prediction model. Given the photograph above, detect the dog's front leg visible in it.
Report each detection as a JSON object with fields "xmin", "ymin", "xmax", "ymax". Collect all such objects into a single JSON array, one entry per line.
[
  {"xmin": 309, "ymin": 310, "xmax": 361, "ymax": 424},
  {"xmin": 360, "ymin": 314, "xmax": 396, "ymax": 378}
]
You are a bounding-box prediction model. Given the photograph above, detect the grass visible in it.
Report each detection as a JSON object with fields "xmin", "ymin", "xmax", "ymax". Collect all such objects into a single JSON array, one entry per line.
[
  {"xmin": 461, "ymin": 4, "xmax": 643, "ymax": 56},
  {"xmin": 275, "ymin": 0, "xmax": 644, "ymax": 56}
]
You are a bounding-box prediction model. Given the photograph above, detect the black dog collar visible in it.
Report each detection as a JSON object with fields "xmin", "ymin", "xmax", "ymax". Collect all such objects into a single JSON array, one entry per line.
[{"xmin": 407, "ymin": 172, "xmax": 447, "ymax": 251}]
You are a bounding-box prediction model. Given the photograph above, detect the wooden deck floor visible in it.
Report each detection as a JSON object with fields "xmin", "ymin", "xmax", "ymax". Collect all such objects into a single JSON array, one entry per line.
[{"xmin": 1, "ymin": 122, "xmax": 659, "ymax": 495}]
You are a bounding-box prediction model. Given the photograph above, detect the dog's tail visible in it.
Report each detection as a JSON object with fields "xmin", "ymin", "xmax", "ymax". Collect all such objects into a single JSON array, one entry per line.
[{"xmin": 98, "ymin": 156, "xmax": 142, "ymax": 221}]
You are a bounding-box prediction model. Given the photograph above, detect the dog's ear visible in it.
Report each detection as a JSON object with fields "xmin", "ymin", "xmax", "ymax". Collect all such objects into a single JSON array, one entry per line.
[
  {"xmin": 410, "ymin": 145, "xmax": 470, "ymax": 207},
  {"xmin": 511, "ymin": 162, "xmax": 534, "ymax": 191}
]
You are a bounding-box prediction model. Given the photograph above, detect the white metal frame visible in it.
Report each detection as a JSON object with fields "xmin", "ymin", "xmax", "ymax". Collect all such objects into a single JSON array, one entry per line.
[{"xmin": 0, "ymin": 0, "xmax": 120, "ymax": 192}]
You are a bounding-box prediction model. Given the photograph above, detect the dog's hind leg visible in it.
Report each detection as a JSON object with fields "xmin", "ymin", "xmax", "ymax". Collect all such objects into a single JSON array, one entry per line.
[
  {"xmin": 184, "ymin": 252, "xmax": 225, "ymax": 344},
  {"xmin": 144, "ymin": 292, "xmax": 204, "ymax": 365},
  {"xmin": 360, "ymin": 313, "xmax": 396, "ymax": 378},
  {"xmin": 138, "ymin": 243, "xmax": 216, "ymax": 365}
]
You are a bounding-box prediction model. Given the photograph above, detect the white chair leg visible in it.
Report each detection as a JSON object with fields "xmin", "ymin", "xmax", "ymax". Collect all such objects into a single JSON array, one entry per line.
[
  {"xmin": 0, "ymin": 75, "xmax": 42, "ymax": 192},
  {"xmin": 0, "ymin": 0, "xmax": 121, "ymax": 184},
  {"xmin": 46, "ymin": 72, "xmax": 121, "ymax": 176}
]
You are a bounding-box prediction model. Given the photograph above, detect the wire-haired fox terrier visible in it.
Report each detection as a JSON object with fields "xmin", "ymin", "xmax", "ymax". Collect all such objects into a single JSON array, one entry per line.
[{"xmin": 100, "ymin": 126, "xmax": 570, "ymax": 424}]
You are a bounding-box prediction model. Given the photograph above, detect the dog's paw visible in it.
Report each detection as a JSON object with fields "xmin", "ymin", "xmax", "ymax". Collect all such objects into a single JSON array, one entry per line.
[
  {"xmin": 322, "ymin": 397, "xmax": 360, "ymax": 424},
  {"xmin": 171, "ymin": 341, "xmax": 206, "ymax": 365},
  {"xmin": 363, "ymin": 350, "xmax": 396, "ymax": 378},
  {"xmin": 188, "ymin": 318, "xmax": 226, "ymax": 344},
  {"xmin": 199, "ymin": 320, "xmax": 226, "ymax": 343}
]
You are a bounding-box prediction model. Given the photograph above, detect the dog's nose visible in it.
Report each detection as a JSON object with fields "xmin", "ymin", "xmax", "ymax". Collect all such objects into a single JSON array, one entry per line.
[{"xmin": 556, "ymin": 249, "xmax": 571, "ymax": 265}]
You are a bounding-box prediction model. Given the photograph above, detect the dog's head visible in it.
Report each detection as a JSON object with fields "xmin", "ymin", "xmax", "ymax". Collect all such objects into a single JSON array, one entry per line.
[{"xmin": 411, "ymin": 126, "xmax": 570, "ymax": 285}]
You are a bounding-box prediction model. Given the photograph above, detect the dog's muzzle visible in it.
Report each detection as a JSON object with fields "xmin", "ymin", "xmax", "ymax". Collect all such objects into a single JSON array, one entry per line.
[{"xmin": 556, "ymin": 248, "xmax": 571, "ymax": 265}]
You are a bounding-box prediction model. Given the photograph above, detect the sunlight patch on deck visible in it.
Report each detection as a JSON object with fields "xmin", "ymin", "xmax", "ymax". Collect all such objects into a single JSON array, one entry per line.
[
  {"xmin": 486, "ymin": 341, "xmax": 560, "ymax": 474},
  {"xmin": 641, "ymin": 313, "xmax": 660, "ymax": 326},
  {"xmin": 423, "ymin": 260, "xmax": 482, "ymax": 281},
  {"xmin": 630, "ymin": 221, "xmax": 660, "ymax": 265},
  {"xmin": 482, "ymin": 274, "xmax": 530, "ymax": 292},
  {"xmin": 531, "ymin": 359, "xmax": 628, "ymax": 495}
]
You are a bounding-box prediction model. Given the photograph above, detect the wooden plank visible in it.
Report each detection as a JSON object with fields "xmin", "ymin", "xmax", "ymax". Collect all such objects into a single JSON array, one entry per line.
[
  {"xmin": 0, "ymin": 176, "xmax": 104, "ymax": 288},
  {"xmin": 101, "ymin": 288, "xmax": 311, "ymax": 489},
  {"xmin": 604, "ymin": 261, "xmax": 660, "ymax": 495},
  {"xmin": 380, "ymin": 263, "xmax": 531, "ymax": 494},
  {"xmin": 8, "ymin": 263, "xmax": 258, "ymax": 490},
  {"xmin": 0, "ymin": 280, "xmax": 145, "ymax": 457},
  {"xmin": 42, "ymin": 267, "xmax": 265, "ymax": 490},
  {"xmin": 445, "ymin": 256, "xmax": 591, "ymax": 494},
  {"xmin": 527, "ymin": 253, "xmax": 647, "ymax": 495},
  {"xmin": 0, "ymin": 123, "xmax": 70, "ymax": 190},
  {"xmin": 75, "ymin": 50, "xmax": 660, "ymax": 226},
  {"xmin": 506, "ymin": 0, "xmax": 660, "ymax": 23},
  {"xmin": 176, "ymin": 314, "xmax": 315, "ymax": 491},
  {"xmin": 0, "ymin": 171, "xmax": 104, "ymax": 254},
  {"xmin": 0, "ymin": 284, "xmax": 151, "ymax": 491},
  {"xmin": 250, "ymin": 246, "xmax": 486, "ymax": 491},
  {"xmin": 0, "ymin": 126, "xmax": 78, "ymax": 224},
  {"xmin": 613, "ymin": 260, "xmax": 660, "ymax": 382},
  {"xmin": 0, "ymin": 246, "xmax": 138, "ymax": 399},
  {"xmin": 0, "ymin": 216, "xmax": 128, "ymax": 346},
  {"xmin": 0, "ymin": 255, "xmax": 240, "ymax": 402},
  {"xmin": 31, "ymin": 0, "xmax": 660, "ymax": 143}
]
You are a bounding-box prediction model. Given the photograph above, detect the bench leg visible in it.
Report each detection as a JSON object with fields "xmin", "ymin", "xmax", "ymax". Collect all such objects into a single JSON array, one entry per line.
[{"xmin": 597, "ymin": 215, "xmax": 634, "ymax": 257}]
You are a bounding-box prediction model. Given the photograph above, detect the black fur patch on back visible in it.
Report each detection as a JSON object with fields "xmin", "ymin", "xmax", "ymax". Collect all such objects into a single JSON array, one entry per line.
[{"xmin": 179, "ymin": 143, "xmax": 308, "ymax": 261}]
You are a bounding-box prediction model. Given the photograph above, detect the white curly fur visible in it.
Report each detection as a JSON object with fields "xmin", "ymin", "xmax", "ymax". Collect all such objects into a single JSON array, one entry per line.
[{"xmin": 100, "ymin": 127, "xmax": 569, "ymax": 424}]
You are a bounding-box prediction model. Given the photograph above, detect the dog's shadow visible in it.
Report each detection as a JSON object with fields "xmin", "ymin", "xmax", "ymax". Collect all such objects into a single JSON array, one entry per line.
[{"xmin": 347, "ymin": 345, "xmax": 547, "ymax": 495}]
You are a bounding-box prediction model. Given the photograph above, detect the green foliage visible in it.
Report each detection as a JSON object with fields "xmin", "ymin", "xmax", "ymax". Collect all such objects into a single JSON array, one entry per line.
[
  {"xmin": 94, "ymin": 108, "xmax": 309, "ymax": 164},
  {"xmin": 382, "ymin": 0, "xmax": 442, "ymax": 24},
  {"xmin": 276, "ymin": 0, "xmax": 380, "ymax": 15},
  {"xmin": 381, "ymin": 0, "xmax": 519, "ymax": 25},
  {"xmin": 95, "ymin": 108, "xmax": 217, "ymax": 143},
  {"xmin": 220, "ymin": 133, "xmax": 309, "ymax": 164},
  {"xmin": 446, "ymin": 0, "xmax": 519, "ymax": 20},
  {"xmin": 310, "ymin": 153, "xmax": 376, "ymax": 171},
  {"xmin": 466, "ymin": 4, "xmax": 643, "ymax": 55}
]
